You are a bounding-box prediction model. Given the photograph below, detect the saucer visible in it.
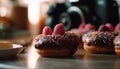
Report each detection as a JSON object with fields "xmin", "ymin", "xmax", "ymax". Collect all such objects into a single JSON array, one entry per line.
[{"xmin": 0, "ymin": 44, "xmax": 23, "ymax": 58}]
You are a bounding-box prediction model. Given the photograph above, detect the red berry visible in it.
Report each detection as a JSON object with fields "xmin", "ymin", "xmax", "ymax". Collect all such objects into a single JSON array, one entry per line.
[
  {"xmin": 78, "ymin": 23, "xmax": 86, "ymax": 29},
  {"xmin": 84, "ymin": 23, "xmax": 96, "ymax": 32},
  {"xmin": 105, "ymin": 23, "xmax": 114, "ymax": 32},
  {"xmin": 115, "ymin": 23, "xmax": 120, "ymax": 32},
  {"xmin": 53, "ymin": 23, "xmax": 65, "ymax": 35},
  {"xmin": 78, "ymin": 23, "xmax": 86, "ymax": 33},
  {"xmin": 98, "ymin": 25, "xmax": 110, "ymax": 32},
  {"xmin": 42, "ymin": 26, "xmax": 52, "ymax": 35}
]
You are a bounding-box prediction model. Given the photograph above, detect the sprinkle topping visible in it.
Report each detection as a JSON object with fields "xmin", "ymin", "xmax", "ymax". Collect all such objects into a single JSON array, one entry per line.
[
  {"xmin": 34, "ymin": 32, "xmax": 79, "ymax": 49},
  {"xmin": 82, "ymin": 31, "xmax": 115, "ymax": 48}
]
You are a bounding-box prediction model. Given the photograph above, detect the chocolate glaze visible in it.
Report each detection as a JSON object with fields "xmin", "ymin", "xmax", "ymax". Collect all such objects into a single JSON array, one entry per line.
[
  {"xmin": 82, "ymin": 31, "xmax": 115, "ymax": 48},
  {"xmin": 34, "ymin": 32, "xmax": 79, "ymax": 50},
  {"xmin": 114, "ymin": 35, "xmax": 120, "ymax": 46}
]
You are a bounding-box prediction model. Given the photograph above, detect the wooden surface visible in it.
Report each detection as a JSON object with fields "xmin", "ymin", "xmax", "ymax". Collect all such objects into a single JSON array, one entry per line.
[{"xmin": 0, "ymin": 47, "xmax": 120, "ymax": 69}]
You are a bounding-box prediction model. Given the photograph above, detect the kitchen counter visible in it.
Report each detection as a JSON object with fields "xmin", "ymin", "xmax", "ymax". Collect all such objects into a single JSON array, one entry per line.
[{"xmin": 0, "ymin": 46, "xmax": 120, "ymax": 69}]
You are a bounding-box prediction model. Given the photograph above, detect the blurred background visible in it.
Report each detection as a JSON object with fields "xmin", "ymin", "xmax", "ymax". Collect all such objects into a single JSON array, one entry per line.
[{"xmin": 0, "ymin": 0, "xmax": 120, "ymax": 46}]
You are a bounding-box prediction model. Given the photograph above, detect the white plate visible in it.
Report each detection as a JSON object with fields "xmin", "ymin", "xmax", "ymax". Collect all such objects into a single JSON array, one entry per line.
[{"xmin": 0, "ymin": 44, "xmax": 23, "ymax": 58}]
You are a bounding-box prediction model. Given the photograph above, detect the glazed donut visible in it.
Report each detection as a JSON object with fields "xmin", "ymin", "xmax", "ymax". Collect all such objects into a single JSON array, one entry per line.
[
  {"xmin": 82, "ymin": 31, "xmax": 115, "ymax": 54},
  {"xmin": 33, "ymin": 23, "xmax": 79, "ymax": 57}
]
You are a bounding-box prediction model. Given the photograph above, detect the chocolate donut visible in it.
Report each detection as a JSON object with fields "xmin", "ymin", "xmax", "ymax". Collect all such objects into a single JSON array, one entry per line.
[
  {"xmin": 82, "ymin": 31, "xmax": 115, "ymax": 54},
  {"xmin": 34, "ymin": 32, "xmax": 79, "ymax": 57},
  {"xmin": 113, "ymin": 35, "xmax": 120, "ymax": 56},
  {"xmin": 33, "ymin": 23, "xmax": 79, "ymax": 57}
]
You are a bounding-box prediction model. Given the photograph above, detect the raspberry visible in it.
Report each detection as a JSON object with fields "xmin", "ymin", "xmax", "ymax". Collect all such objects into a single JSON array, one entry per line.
[
  {"xmin": 98, "ymin": 25, "xmax": 110, "ymax": 32},
  {"xmin": 78, "ymin": 23, "xmax": 86, "ymax": 33},
  {"xmin": 105, "ymin": 23, "xmax": 114, "ymax": 32},
  {"xmin": 78, "ymin": 23, "xmax": 86, "ymax": 30},
  {"xmin": 53, "ymin": 23, "xmax": 65, "ymax": 35},
  {"xmin": 84, "ymin": 23, "xmax": 96, "ymax": 32},
  {"xmin": 42, "ymin": 26, "xmax": 52, "ymax": 35},
  {"xmin": 115, "ymin": 23, "xmax": 120, "ymax": 32}
]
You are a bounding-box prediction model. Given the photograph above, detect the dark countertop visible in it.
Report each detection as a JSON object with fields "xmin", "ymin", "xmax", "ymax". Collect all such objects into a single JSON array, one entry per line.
[{"xmin": 0, "ymin": 46, "xmax": 120, "ymax": 69}]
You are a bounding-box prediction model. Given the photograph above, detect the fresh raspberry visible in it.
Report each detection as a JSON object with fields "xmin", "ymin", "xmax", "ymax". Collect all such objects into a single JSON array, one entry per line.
[
  {"xmin": 105, "ymin": 23, "xmax": 114, "ymax": 32},
  {"xmin": 78, "ymin": 23, "xmax": 86, "ymax": 30},
  {"xmin": 78, "ymin": 23, "xmax": 86, "ymax": 33},
  {"xmin": 42, "ymin": 26, "xmax": 52, "ymax": 35},
  {"xmin": 98, "ymin": 25, "xmax": 110, "ymax": 32},
  {"xmin": 53, "ymin": 23, "xmax": 65, "ymax": 35},
  {"xmin": 84, "ymin": 23, "xmax": 96, "ymax": 32},
  {"xmin": 115, "ymin": 23, "xmax": 120, "ymax": 32}
]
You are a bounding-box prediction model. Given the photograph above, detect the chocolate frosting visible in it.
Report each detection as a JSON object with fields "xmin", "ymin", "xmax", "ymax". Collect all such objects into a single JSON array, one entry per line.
[
  {"xmin": 34, "ymin": 32, "xmax": 79, "ymax": 50},
  {"xmin": 82, "ymin": 31, "xmax": 115, "ymax": 48},
  {"xmin": 114, "ymin": 35, "xmax": 120, "ymax": 46}
]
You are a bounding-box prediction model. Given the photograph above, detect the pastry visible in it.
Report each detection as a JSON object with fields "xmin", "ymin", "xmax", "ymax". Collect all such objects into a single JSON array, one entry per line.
[
  {"xmin": 113, "ymin": 34, "xmax": 120, "ymax": 56},
  {"xmin": 0, "ymin": 41, "xmax": 13, "ymax": 49},
  {"xmin": 82, "ymin": 31, "xmax": 115, "ymax": 54},
  {"xmin": 82, "ymin": 25, "xmax": 115, "ymax": 54},
  {"xmin": 33, "ymin": 23, "xmax": 79, "ymax": 57}
]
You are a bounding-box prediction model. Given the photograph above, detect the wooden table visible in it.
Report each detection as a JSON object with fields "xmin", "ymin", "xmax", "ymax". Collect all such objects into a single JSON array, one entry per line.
[{"xmin": 0, "ymin": 46, "xmax": 120, "ymax": 69}]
